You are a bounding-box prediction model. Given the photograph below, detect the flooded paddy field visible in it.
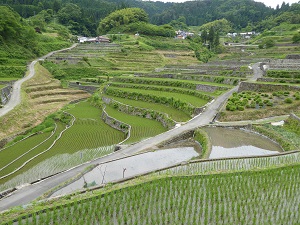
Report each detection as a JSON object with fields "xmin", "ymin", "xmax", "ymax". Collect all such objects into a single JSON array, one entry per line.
[
  {"xmin": 51, "ymin": 147, "xmax": 198, "ymax": 197},
  {"xmin": 204, "ymin": 127, "xmax": 282, "ymax": 159}
]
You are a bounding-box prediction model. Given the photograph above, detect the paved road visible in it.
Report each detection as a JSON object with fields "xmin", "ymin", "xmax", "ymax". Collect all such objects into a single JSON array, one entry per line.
[
  {"xmin": 0, "ymin": 85, "xmax": 238, "ymax": 211},
  {"xmin": 0, "ymin": 60, "xmax": 261, "ymax": 212},
  {"xmin": 0, "ymin": 44, "xmax": 78, "ymax": 118},
  {"xmin": 249, "ymin": 62, "xmax": 263, "ymax": 81}
]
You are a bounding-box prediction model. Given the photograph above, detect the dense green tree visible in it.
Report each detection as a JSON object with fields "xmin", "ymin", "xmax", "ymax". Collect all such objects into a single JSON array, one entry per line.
[
  {"xmin": 57, "ymin": 3, "xmax": 82, "ymax": 25},
  {"xmin": 259, "ymin": 38, "xmax": 275, "ymax": 49},
  {"xmin": 201, "ymin": 30, "xmax": 207, "ymax": 44},
  {"xmin": 97, "ymin": 8, "xmax": 148, "ymax": 34},
  {"xmin": 0, "ymin": 6, "xmax": 22, "ymax": 41},
  {"xmin": 292, "ymin": 32, "xmax": 300, "ymax": 43},
  {"xmin": 169, "ymin": 16, "xmax": 188, "ymax": 30},
  {"xmin": 27, "ymin": 9, "xmax": 53, "ymax": 32},
  {"xmin": 199, "ymin": 18, "xmax": 232, "ymax": 34},
  {"xmin": 207, "ymin": 26, "xmax": 215, "ymax": 48},
  {"xmin": 52, "ymin": 0, "xmax": 61, "ymax": 12}
]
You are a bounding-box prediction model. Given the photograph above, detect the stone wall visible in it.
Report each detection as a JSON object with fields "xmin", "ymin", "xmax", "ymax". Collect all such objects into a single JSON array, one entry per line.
[
  {"xmin": 158, "ymin": 129, "xmax": 195, "ymax": 148},
  {"xmin": 238, "ymin": 81, "xmax": 300, "ymax": 93},
  {"xmin": 0, "ymin": 85, "xmax": 12, "ymax": 105},
  {"xmin": 290, "ymin": 113, "xmax": 300, "ymax": 122},
  {"xmin": 257, "ymin": 77, "xmax": 300, "ymax": 84},
  {"xmin": 101, "ymin": 106, "xmax": 130, "ymax": 134},
  {"xmin": 69, "ymin": 82, "xmax": 98, "ymax": 94},
  {"xmin": 286, "ymin": 55, "xmax": 300, "ymax": 59},
  {"xmin": 134, "ymin": 73, "xmax": 241, "ymax": 85},
  {"xmin": 103, "ymin": 97, "xmax": 176, "ymax": 129},
  {"xmin": 194, "ymin": 107, "xmax": 205, "ymax": 115},
  {"xmin": 196, "ymin": 84, "xmax": 227, "ymax": 92}
]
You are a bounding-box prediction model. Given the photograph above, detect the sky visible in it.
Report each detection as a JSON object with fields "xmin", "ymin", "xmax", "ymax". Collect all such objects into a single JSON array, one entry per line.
[{"xmin": 154, "ymin": 0, "xmax": 299, "ymax": 8}]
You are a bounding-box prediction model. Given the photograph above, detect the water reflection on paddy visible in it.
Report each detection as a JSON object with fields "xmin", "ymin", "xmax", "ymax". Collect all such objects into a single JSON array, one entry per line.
[
  {"xmin": 51, "ymin": 147, "xmax": 198, "ymax": 197},
  {"xmin": 204, "ymin": 127, "xmax": 282, "ymax": 159}
]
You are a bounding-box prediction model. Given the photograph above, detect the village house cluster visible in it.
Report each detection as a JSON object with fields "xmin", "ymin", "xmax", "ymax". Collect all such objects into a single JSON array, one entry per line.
[
  {"xmin": 175, "ymin": 30, "xmax": 194, "ymax": 39},
  {"xmin": 78, "ymin": 36, "xmax": 110, "ymax": 43},
  {"xmin": 227, "ymin": 31, "xmax": 258, "ymax": 39}
]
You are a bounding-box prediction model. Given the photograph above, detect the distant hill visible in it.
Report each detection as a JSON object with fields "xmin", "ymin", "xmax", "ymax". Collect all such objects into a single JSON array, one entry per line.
[{"xmin": 1, "ymin": 0, "xmax": 299, "ymax": 35}]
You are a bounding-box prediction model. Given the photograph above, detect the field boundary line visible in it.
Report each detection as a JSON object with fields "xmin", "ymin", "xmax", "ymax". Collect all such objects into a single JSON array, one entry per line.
[
  {"xmin": 0, "ymin": 112, "xmax": 75, "ymax": 180},
  {"xmin": 102, "ymin": 105, "xmax": 132, "ymax": 145},
  {"xmin": 105, "ymin": 97, "xmax": 178, "ymax": 126},
  {"xmin": 0, "ymin": 124, "xmax": 58, "ymax": 172},
  {"xmin": 214, "ymin": 115, "xmax": 290, "ymax": 126},
  {"xmin": 0, "ymin": 133, "xmax": 37, "ymax": 153}
]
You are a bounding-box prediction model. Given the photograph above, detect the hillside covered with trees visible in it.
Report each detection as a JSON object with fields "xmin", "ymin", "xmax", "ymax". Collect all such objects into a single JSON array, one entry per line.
[{"xmin": 1, "ymin": 0, "xmax": 300, "ymax": 36}]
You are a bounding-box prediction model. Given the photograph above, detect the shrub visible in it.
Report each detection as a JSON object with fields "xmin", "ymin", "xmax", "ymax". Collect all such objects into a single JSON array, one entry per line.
[
  {"xmin": 237, "ymin": 105, "xmax": 244, "ymax": 111},
  {"xmin": 284, "ymin": 98, "xmax": 293, "ymax": 104}
]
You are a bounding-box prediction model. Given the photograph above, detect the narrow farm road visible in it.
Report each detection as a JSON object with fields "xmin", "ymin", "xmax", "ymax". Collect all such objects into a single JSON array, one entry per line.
[
  {"xmin": 0, "ymin": 44, "xmax": 78, "ymax": 118},
  {"xmin": 0, "ymin": 61, "xmax": 262, "ymax": 212}
]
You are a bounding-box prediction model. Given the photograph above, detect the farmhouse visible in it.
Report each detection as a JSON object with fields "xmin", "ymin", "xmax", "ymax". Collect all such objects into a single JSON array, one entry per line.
[{"xmin": 78, "ymin": 36, "xmax": 110, "ymax": 43}]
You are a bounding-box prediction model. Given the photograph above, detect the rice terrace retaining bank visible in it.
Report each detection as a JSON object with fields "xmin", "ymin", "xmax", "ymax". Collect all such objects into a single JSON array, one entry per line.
[{"xmin": 0, "ymin": 85, "xmax": 12, "ymax": 105}]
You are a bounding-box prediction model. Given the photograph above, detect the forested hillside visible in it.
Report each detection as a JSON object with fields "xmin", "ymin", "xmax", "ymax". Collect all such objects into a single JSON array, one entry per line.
[{"xmin": 1, "ymin": 0, "xmax": 298, "ymax": 35}]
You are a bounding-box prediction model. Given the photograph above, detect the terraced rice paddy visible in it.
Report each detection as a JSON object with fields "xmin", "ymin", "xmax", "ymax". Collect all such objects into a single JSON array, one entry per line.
[
  {"xmin": 49, "ymin": 101, "xmax": 124, "ymax": 154},
  {"xmin": 0, "ymin": 101, "xmax": 124, "ymax": 187},
  {"xmin": 115, "ymin": 76, "xmax": 233, "ymax": 88},
  {"xmin": 107, "ymin": 87, "xmax": 208, "ymax": 107},
  {"xmin": 4, "ymin": 164, "xmax": 299, "ymax": 225},
  {"xmin": 0, "ymin": 123, "xmax": 65, "ymax": 183},
  {"xmin": 105, "ymin": 105, "xmax": 167, "ymax": 144},
  {"xmin": 106, "ymin": 96, "xmax": 191, "ymax": 122},
  {"xmin": 158, "ymin": 152, "xmax": 299, "ymax": 176},
  {"xmin": 0, "ymin": 146, "xmax": 114, "ymax": 192}
]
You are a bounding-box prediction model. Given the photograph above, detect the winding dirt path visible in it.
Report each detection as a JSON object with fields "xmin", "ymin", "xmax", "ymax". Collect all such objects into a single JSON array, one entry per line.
[{"xmin": 0, "ymin": 44, "xmax": 78, "ymax": 118}]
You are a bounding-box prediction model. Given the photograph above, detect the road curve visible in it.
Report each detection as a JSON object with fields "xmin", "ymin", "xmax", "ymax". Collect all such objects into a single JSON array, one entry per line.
[
  {"xmin": 0, "ymin": 44, "xmax": 78, "ymax": 118},
  {"xmin": 0, "ymin": 61, "xmax": 262, "ymax": 212},
  {"xmin": 0, "ymin": 86, "xmax": 238, "ymax": 211}
]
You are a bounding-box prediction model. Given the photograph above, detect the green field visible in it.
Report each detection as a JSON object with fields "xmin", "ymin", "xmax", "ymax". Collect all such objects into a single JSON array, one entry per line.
[
  {"xmin": 110, "ymin": 82, "xmax": 216, "ymax": 98},
  {"xmin": 0, "ymin": 132, "xmax": 52, "ymax": 171},
  {"xmin": 106, "ymin": 96, "xmax": 191, "ymax": 122},
  {"xmin": 114, "ymin": 76, "xmax": 233, "ymax": 88},
  {"xmin": 0, "ymin": 84, "xmax": 5, "ymax": 89},
  {"xmin": 105, "ymin": 105, "xmax": 167, "ymax": 144},
  {"xmin": 0, "ymin": 101, "xmax": 125, "ymax": 185},
  {"xmin": 107, "ymin": 87, "xmax": 208, "ymax": 107},
  {"xmin": 0, "ymin": 123, "xmax": 65, "ymax": 184},
  {"xmin": 48, "ymin": 101, "xmax": 125, "ymax": 154},
  {"xmin": 3, "ymin": 164, "xmax": 299, "ymax": 224},
  {"xmin": 0, "ymin": 78, "xmax": 17, "ymax": 81}
]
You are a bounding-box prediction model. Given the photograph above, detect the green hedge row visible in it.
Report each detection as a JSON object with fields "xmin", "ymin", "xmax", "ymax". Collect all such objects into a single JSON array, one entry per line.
[
  {"xmin": 112, "ymin": 77, "xmax": 226, "ymax": 91},
  {"xmin": 109, "ymin": 83, "xmax": 213, "ymax": 101},
  {"xmin": 0, "ymin": 66, "xmax": 26, "ymax": 78},
  {"xmin": 107, "ymin": 98, "xmax": 176, "ymax": 129},
  {"xmin": 136, "ymin": 74, "xmax": 241, "ymax": 85},
  {"xmin": 105, "ymin": 88, "xmax": 195, "ymax": 115},
  {"xmin": 266, "ymin": 70, "xmax": 300, "ymax": 79}
]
